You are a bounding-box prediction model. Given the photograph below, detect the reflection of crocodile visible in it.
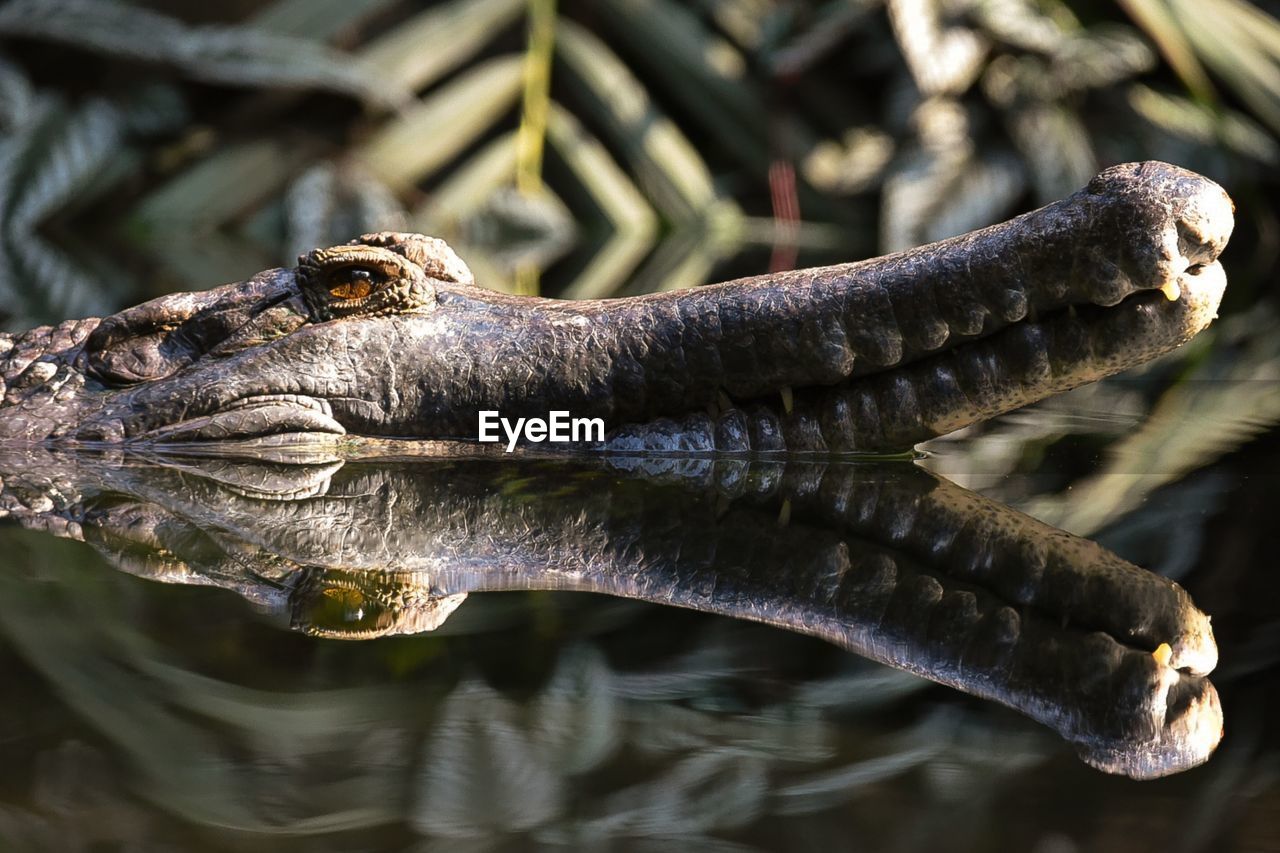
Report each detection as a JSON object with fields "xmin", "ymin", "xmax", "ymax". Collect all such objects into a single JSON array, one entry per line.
[
  {"xmin": 0, "ymin": 162, "xmax": 1232, "ymax": 452},
  {"xmin": 0, "ymin": 448, "xmax": 1221, "ymax": 779}
]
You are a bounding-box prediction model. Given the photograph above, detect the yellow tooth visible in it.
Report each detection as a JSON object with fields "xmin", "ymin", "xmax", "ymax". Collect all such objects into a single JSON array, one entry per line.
[
  {"xmin": 1152, "ymin": 642, "xmax": 1173, "ymax": 667},
  {"xmin": 1160, "ymin": 280, "xmax": 1181, "ymax": 301},
  {"xmin": 717, "ymin": 389, "xmax": 733, "ymax": 415},
  {"xmin": 777, "ymin": 498, "xmax": 791, "ymax": 527},
  {"xmin": 780, "ymin": 386, "xmax": 793, "ymax": 415}
]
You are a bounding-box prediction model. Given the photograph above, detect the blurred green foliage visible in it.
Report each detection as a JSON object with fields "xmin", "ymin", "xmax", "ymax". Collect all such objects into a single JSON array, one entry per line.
[{"xmin": 0, "ymin": 0, "xmax": 1276, "ymax": 326}]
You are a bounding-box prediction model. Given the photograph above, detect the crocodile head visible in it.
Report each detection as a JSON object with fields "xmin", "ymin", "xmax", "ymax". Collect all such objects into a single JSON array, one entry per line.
[{"xmin": 0, "ymin": 161, "xmax": 1234, "ymax": 453}]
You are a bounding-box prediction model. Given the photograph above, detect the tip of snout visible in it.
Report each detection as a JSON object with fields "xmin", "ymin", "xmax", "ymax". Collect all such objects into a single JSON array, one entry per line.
[
  {"xmin": 1169, "ymin": 608, "xmax": 1219, "ymax": 678},
  {"xmin": 1148, "ymin": 673, "xmax": 1224, "ymax": 779},
  {"xmin": 1089, "ymin": 161, "xmax": 1235, "ymax": 269},
  {"xmin": 1175, "ymin": 259, "xmax": 1228, "ymax": 337},
  {"xmin": 1076, "ymin": 672, "xmax": 1223, "ymax": 780}
]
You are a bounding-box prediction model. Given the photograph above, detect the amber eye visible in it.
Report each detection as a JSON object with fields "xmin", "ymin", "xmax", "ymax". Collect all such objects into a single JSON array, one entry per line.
[{"xmin": 328, "ymin": 267, "xmax": 382, "ymax": 300}]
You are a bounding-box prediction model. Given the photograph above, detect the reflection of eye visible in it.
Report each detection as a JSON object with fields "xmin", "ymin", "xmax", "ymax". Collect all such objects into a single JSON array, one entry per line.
[
  {"xmin": 321, "ymin": 586, "xmax": 366, "ymax": 620},
  {"xmin": 328, "ymin": 267, "xmax": 381, "ymax": 300}
]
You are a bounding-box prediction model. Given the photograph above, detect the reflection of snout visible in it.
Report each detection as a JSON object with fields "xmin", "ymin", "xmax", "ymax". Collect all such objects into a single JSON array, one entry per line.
[
  {"xmin": 827, "ymin": 557, "xmax": 1223, "ymax": 780},
  {"xmin": 1074, "ymin": 665, "xmax": 1223, "ymax": 781},
  {"xmin": 1164, "ymin": 674, "xmax": 1224, "ymax": 774},
  {"xmin": 0, "ymin": 449, "xmax": 1224, "ymax": 779}
]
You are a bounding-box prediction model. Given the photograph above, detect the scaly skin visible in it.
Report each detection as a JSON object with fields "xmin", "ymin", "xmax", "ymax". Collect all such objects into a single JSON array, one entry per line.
[
  {"xmin": 0, "ymin": 161, "xmax": 1233, "ymax": 452},
  {"xmin": 0, "ymin": 449, "xmax": 1221, "ymax": 779}
]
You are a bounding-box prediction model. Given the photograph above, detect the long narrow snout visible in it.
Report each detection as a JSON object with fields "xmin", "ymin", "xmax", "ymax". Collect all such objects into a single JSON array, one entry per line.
[{"xmin": 0, "ymin": 161, "xmax": 1236, "ymax": 452}]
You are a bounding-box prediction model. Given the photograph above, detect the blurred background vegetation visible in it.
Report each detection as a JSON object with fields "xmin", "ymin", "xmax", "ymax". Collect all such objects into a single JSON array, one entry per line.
[{"xmin": 0, "ymin": 0, "xmax": 1278, "ymax": 329}]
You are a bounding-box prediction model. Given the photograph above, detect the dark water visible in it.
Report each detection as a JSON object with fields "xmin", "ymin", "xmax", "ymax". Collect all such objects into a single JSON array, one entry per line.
[{"xmin": 1, "ymin": 416, "xmax": 1278, "ymax": 853}]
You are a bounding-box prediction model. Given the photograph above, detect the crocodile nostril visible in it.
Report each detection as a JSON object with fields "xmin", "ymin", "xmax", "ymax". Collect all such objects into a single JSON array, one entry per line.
[{"xmin": 1175, "ymin": 183, "xmax": 1235, "ymax": 268}]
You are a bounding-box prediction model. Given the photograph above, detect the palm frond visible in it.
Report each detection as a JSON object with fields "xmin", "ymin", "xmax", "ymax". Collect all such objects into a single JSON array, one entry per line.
[
  {"xmin": 1118, "ymin": 0, "xmax": 1217, "ymax": 101},
  {"xmin": 880, "ymin": 98, "xmax": 973, "ymax": 252},
  {"xmin": 355, "ymin": 56, "xmax": 525, "ymax": 192},
  {"xmin": 0, "ymin": 71, "xmax": 133, "ymax": 327},
  {"xmin": 587, "ymin": 750, "xmax": 768, "ymax": 836},
  {"xmin": 412, "ymin": 680, "xmax": 564, "ymax": 837},
  {"xmin": 546, "ymin": 105, "xmax": 657, "ymax": 300},
  {"xmin": 530, "ymin": 647, "xmax": 620, "ymax": 775},
  {"xmin": 1162, "ymin": 0, "xmax": 1280, "ymax": 135},
  {"xmin": 357, "ymin": 0, "xmax": 524, "ymax": 92},
  {"xmin": 6, "ymin": 98, "xmax": 124, "ymax": 231},
  {"xmin": 973, "ymin": 0, "xmax": 1081, "ymax": 53},
  {"xmin": 772, "ymin": 743, "xmax": 940, "ymax": 816},
  {"xmin": 591, "ymin": 0, "xmax": 770, "ymax": 175},
  {"xmin": 249, "ymin": 0, "xmax": 399, "ymax": 41},
  {"xmin": 1050, "ymin": 25, "xmax": 1156, "ymax": 93},
  {"xmin": 131, "ymin": 138, "xmax": 314, "ymax": 245},
  {"xmin": 0, "ymin": 0, "xmax": 404, "ymax": 105},
  {"xmin": 2, "ymin": 234, "xmax": 125, "ymax": 327},
  {"xmin": 1128, "ymin": 83, "xmax": 1279, "ymax": 164},
  {"xmin": 1026, "ymin": 309, "xmax": 1280, "ymax": 536},
  {"xmin": 283, "ymin": 162, "xmax": 408, "ymax": 262},
  {"xmin": 555, "ymin": 20, "xmax": 723, "ymax": 221},
  {"xmin": 0, "ymin": 53, "xmax": 34, "ymax": 130}
]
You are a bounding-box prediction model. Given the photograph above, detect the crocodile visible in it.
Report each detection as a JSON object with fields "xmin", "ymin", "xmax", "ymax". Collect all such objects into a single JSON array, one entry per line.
[
  {"xmin": 0, "ymin": 448, "xmax": 1221, "ymax": 779},
  {"xmin": 0, "ymin": 161, "xmax": 1233, "ymax": 453}
]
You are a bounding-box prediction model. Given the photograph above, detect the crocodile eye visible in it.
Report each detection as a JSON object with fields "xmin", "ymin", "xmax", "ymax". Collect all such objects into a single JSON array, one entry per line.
[
  {"xmin": 297, "ymin": 244, "xmax": 434, "ymax": 321},
  {"xmin": 328, "ymin": 266, "xmax": 385, "ymax": 300}
]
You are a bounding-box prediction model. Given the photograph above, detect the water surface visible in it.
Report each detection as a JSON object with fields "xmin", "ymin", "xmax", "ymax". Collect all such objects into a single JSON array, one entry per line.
[{"xmin": 1, "ymin": 425, "xmax": 1276, "ymax": 852}]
